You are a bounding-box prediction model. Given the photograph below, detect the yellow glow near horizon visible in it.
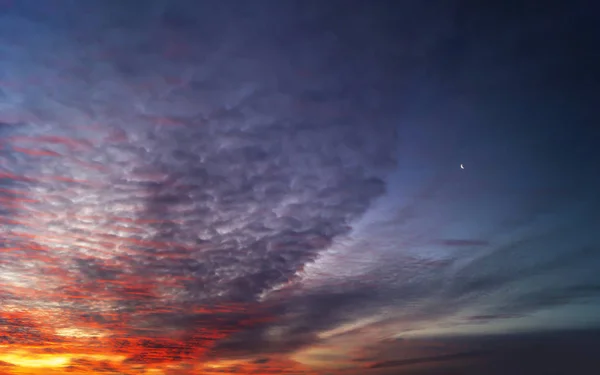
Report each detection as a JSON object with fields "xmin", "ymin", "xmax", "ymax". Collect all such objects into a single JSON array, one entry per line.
[
  {"xmin": 0, "ymin": 352, "xmax": 70, "ymax": 368},
  {"xmin": 0, "ymin": 350, "xmax": 126, "ymax": 369},
  {"xmin": 55, "ymin": 327, "xmax": 106, "ymax": 338},
  {"xmin": 203, "ymin": 359, "xmax": 245, "ymax": 369}
]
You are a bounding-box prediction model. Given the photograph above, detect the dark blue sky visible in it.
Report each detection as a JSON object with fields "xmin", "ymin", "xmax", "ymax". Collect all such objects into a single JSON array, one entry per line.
[{"xmin": 0, "ymin": 1, "xmax": 599, "ymax": 374}]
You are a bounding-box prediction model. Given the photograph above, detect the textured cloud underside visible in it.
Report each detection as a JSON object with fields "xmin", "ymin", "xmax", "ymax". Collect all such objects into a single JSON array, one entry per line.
[{"xmin": 0, "ymin": 0, "xmax": 400, "ymax": 366}]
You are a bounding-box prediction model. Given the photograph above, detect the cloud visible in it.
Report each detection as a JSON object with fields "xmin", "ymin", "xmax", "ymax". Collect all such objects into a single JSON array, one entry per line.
[
  {"xmin": 438, "ymin": 239, "xmax": 489, "ymax": 247},
  {"xmin": 348, "ymin": 330, "xmax": 600, "ymax": 375},
  {"xmin": 368, "ymin": 350, "xmax": 488, "ymax": 369},
  {"xmin": 0, "ymin": 0, "xmax": 405, "ymax": 370},
  {"xmin": 464, "ymin": 314, "xmax": 524, "ymax": 323}
]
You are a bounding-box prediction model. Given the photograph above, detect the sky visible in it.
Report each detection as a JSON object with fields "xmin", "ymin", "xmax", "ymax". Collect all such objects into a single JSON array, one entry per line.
[{"xmin": 0, "ymin": 1, "xmax": 599, "ymax": 374}]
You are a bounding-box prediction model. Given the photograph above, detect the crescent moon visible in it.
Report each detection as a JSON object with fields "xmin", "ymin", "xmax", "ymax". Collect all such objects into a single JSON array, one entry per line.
[{"xmin": 460, "ymin": 164, "xmax": 464, "ymax": 169}]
